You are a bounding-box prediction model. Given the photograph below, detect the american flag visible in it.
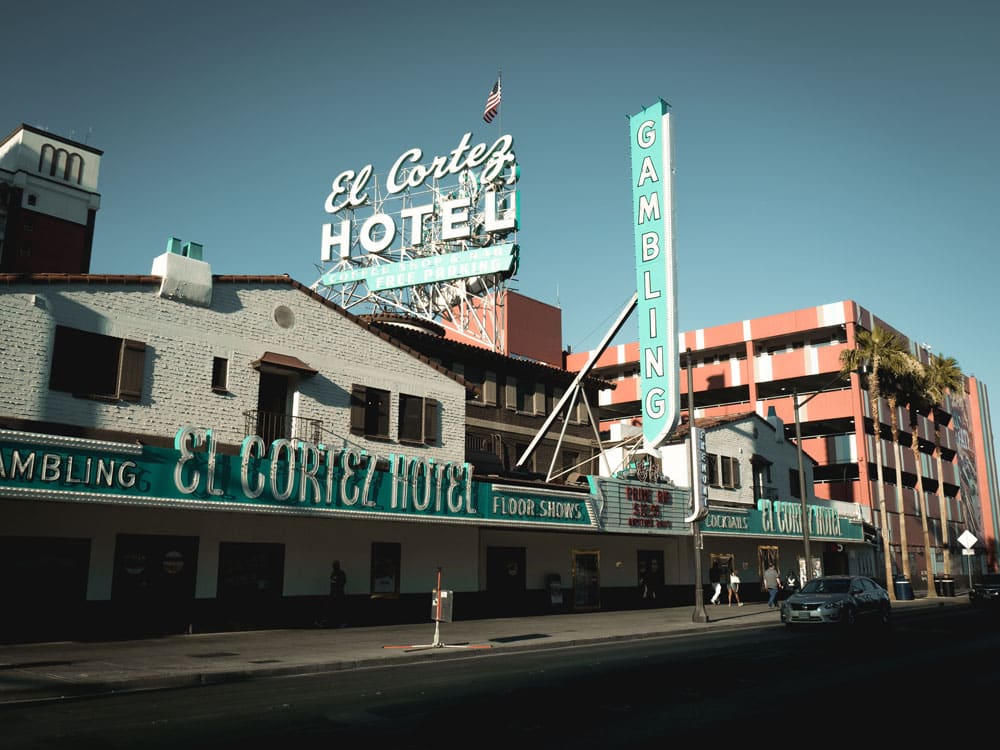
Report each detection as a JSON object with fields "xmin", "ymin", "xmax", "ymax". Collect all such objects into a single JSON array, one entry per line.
[{"xmin": 483, "ymin": 79, "xmax": 502, "ymax": 123}]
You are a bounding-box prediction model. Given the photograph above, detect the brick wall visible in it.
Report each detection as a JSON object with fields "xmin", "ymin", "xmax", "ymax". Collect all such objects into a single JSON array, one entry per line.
[{"xmin": 0, "ymin": 280, "xmax": 466, "ymax": 464}]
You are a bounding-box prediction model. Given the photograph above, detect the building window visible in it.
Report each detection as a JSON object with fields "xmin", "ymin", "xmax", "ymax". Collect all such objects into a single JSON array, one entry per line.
[
  {"xmin": 706, "ymin": 453, "xmax": 740, "ymax": 489},
  {"xmin": 49, "ymin": 325, "xmax": 146, "ymax": 402},
  {"xmin": 517, "ymin": 379, "xmax": 534, "ymax": 413},
  {"xmin": 720, "ymin": 456, "xmax": 741, "ymax": 489},
  {"xmin": 211, "ymin": 357, "xmax": 229, "ymax": 393},
  {"xmin": 370, "ymin": 542, "xmax": 400, "ymax": 598},
  {"xmin": 464, "ymin": 365, "xmax": 499, "ymax": 406},
  {"xmin": 789, "ymin": 468, "xmax": 802, "ymax": 498},
  {"xmin": 563, "ymin": 451, "xmax": 579, "ymax": 476},
  {"xmin": 398, "ymin": 393, "xmax": 440, "ymax": 445},
  {"xmin": 350, "ymin": 384, "xmax": 390, "ymax": 439},
  {"xmin": 27, "ymin": 194, "xmax": 38, "ymax": 206},
  {"xmin": 707, "ymin": 453, "xmax": 720, "ymax": 487}
]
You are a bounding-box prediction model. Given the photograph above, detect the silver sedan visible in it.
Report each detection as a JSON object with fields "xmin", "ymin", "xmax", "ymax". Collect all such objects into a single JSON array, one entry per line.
[{"xmin": 780, "ymin": 574, "xmax": 891, "ymax": 627}]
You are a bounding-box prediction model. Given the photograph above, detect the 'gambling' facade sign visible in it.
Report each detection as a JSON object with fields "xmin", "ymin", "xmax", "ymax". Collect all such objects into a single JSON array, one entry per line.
[{"xmin": 628, "ymin": 100, "xmax": 679, "ymax": 450}]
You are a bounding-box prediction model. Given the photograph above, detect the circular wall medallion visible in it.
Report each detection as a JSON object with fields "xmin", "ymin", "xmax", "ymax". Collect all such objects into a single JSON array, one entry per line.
[{"xmin": 274, "ymin": 305, "xmax": 295, "ymax": 329}]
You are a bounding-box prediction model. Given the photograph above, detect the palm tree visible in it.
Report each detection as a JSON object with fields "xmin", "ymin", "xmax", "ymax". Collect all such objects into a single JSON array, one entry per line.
[
  {"xmin": 900, "ymin": 357, "xmax": 937, "ymax": 597},
  {"xmin": 923, "ymin": 353, "xmax": 964, "ymax": 579},
  {"xmin": 880, "ymin": 358, "xmax": 923, "ymax": 582},
  {"xmin": 840, "ymin": 326, "xmax": 910, "ymax": 600}
]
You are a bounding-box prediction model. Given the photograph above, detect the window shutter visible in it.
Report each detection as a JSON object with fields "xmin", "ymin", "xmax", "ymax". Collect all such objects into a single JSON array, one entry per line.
[
  {"xmin": 350, "ymin": 384, "xmax": 366, "ymax": 435},
  {"xmin": 398, "ymin": 394, "xmax": 421, "ymax": 442},
  {"xmin": 732, "ymin": 458, "xmax": 741, "ymax": 488},
  {"xmin": 118, "ymin": 339, "xmax": 146, "ymax": 402},
  {"xmin": 423, "ymin": 399, "xmax": 439, "ymax": 444},
  {"xmin": 376, "ymin": 390, "xmax": 390, "ymax": 438},
  {"xmin": 533, "ymin": 383, "xmax": 545, "ymax": 415},
  {"xmin": 483, "ymin": 371, "xmax": 497, "ymax": 405},
  {"xmin": 505, "ymin": 376, "xmax": 517, "ymax": 411}
]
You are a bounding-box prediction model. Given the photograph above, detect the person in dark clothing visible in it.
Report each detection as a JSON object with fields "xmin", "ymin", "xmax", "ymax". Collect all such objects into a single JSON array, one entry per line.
[
  {"xmin": 326, "ymin": 560, "xmax": 347, "ymax": 627},
  {"xmin": 784, "ymin": 569, "xmax": 799, "ymax": 599}
]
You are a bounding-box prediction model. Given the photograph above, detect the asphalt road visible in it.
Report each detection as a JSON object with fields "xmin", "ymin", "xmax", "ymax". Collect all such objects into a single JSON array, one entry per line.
[{"xmin": 1, "ymin": 603, "xmax": 993, "ymax": 748}]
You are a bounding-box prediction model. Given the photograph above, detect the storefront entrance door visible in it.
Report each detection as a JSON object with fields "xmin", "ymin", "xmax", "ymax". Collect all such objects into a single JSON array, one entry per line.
[
  {"xmin": 486, "ymin": 546, "xmax": 526, "ymax": 616},
  {"xmin": 572, "ymin": 550, "xmax": 600, "ymax": 610}
]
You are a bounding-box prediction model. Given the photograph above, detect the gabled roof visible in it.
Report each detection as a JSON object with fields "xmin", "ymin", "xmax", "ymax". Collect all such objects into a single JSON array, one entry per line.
[
  {"xmin": 363, "ymin": 314, "xmax": 615, "ymax": 391},
  {"xmin": 0, "ymin": 272, "xmax": 475, "ymax": 395},
  {"xmin": 668, "ymin": 411, "xmax": 774, "ymax": 440},
  {"xmin": 665, "ymin": 410, "xmax": 817, "ymax": 466}
]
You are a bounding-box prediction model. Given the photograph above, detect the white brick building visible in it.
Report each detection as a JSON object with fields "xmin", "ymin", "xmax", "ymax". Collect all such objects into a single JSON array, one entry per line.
[{"xmin": 0, "ymin": 244, "xmax": 489, "ymax": 640}]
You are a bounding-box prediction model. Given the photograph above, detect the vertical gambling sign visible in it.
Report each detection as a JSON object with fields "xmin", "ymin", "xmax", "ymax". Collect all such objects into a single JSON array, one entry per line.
[{"xmin": 629, "ymin": 100, "xmax": 679, "ymax": 449}]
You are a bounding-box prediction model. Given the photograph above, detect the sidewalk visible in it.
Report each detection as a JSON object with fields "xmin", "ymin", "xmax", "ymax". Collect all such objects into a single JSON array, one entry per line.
[{"xmin": 0, "ymin": 596, "xmax": 965, "ymax": 705}]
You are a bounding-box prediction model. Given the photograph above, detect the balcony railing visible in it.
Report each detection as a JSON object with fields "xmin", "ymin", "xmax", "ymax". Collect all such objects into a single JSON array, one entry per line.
[
  {"xmin": 466, "ymin": 432, "xmax": 503, "ymax": 455},
  {"xmin": 244, "ymin": 410, "xmax": 323, "ymax": 445},
  {"xmin": 465, "ymin": 432, "xmax": 505, "ymax": 474}
]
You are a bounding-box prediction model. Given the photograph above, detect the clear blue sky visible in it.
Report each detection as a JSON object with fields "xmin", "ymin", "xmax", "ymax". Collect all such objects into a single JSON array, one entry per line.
[{"xmin": 8, "ymin": 2, "xmax": 999, "ymax": 397}]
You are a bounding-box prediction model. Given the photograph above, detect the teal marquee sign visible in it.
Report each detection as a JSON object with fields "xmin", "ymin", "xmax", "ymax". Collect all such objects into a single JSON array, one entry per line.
[
  {"xmin": 0, "ymin": 429, "xmax": 594, "ymax": 530},
  {"xmin": 1, "ymin": 430, "xmax": 865, "ymax": 542},
  {"xmin": 701, "ymin": 499, "xmax": 864, "ymax": 542}
]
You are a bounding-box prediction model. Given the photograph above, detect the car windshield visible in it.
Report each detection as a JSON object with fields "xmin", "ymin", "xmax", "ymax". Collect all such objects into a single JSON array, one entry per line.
[{"xmin": 799, "ymin": 578, "xmax": 850, "ymax": 594}]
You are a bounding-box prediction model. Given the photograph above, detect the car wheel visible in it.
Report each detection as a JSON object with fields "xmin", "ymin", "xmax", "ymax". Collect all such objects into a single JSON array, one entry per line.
[
  {"xmin": 843, "ymin": 606, "xmax": 857, "ymax": 627},
  {"xmin": 878, "ymin": 605, "xmax": 891, "ymax": 627}
]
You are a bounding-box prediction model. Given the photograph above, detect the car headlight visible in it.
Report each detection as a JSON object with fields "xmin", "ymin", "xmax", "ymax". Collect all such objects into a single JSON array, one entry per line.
[{"xmin": 822, "ymin": 600, "xmax": 844, "ymax": 610}]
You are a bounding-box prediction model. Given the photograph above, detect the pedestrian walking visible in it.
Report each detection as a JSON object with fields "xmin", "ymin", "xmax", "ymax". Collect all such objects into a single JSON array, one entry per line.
[
  {"xmin": 727, "ymin": 568, "xmax": 743, "ymax": 606},
  {"xmin": 763, "ymin": 563, "xmax": 782, "ymax": 608},
  {"xmin": 784, "ymin": 569, "xmax": 798, "ymax": 599},
  {"xmin": 709, "ymin": 560, "xmax": 722, "ymax": 605}
]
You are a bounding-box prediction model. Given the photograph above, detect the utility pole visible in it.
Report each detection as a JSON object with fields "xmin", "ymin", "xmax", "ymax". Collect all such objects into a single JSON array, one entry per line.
[{"xmin": 688, "ymin": 349, "xmax": 708, "ymax": 623}]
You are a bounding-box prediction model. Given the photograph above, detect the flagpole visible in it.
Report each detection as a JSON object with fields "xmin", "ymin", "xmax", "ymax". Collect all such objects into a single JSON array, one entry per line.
[{"xmin": 497, "ymin": 68, "xmax": 502, "ymax": 133}]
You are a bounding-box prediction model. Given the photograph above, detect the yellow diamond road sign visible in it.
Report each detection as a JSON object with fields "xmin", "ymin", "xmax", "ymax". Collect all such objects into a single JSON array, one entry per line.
[{"xmin": 958, "ymin": 529, "xmax": 978, "ymax": 549}]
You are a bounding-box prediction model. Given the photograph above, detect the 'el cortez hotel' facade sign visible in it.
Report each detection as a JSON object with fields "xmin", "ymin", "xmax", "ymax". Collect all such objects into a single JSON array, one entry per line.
[{"xmin": 629, "ymin": 100, "xmax": 679, "ymax": 450}]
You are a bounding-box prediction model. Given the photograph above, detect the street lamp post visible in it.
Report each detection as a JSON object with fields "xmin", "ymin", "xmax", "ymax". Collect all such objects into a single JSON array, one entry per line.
[
  {"xmin": 792, "ymin": 387, "xmax": 814, "ymax": 582},
  {"xmin": 687, "ymin": 349, "xmax": 708, "ymax": 623}
]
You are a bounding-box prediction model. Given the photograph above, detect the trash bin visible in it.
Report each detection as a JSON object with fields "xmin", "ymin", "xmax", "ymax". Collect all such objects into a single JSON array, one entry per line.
[
  {"xmin": 893, "ymin": 578, "xmax": 915, "ymax": 601},
  {"xmin": 940, "ymin": 578, "xmax": 955, "ymax": 597}
]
